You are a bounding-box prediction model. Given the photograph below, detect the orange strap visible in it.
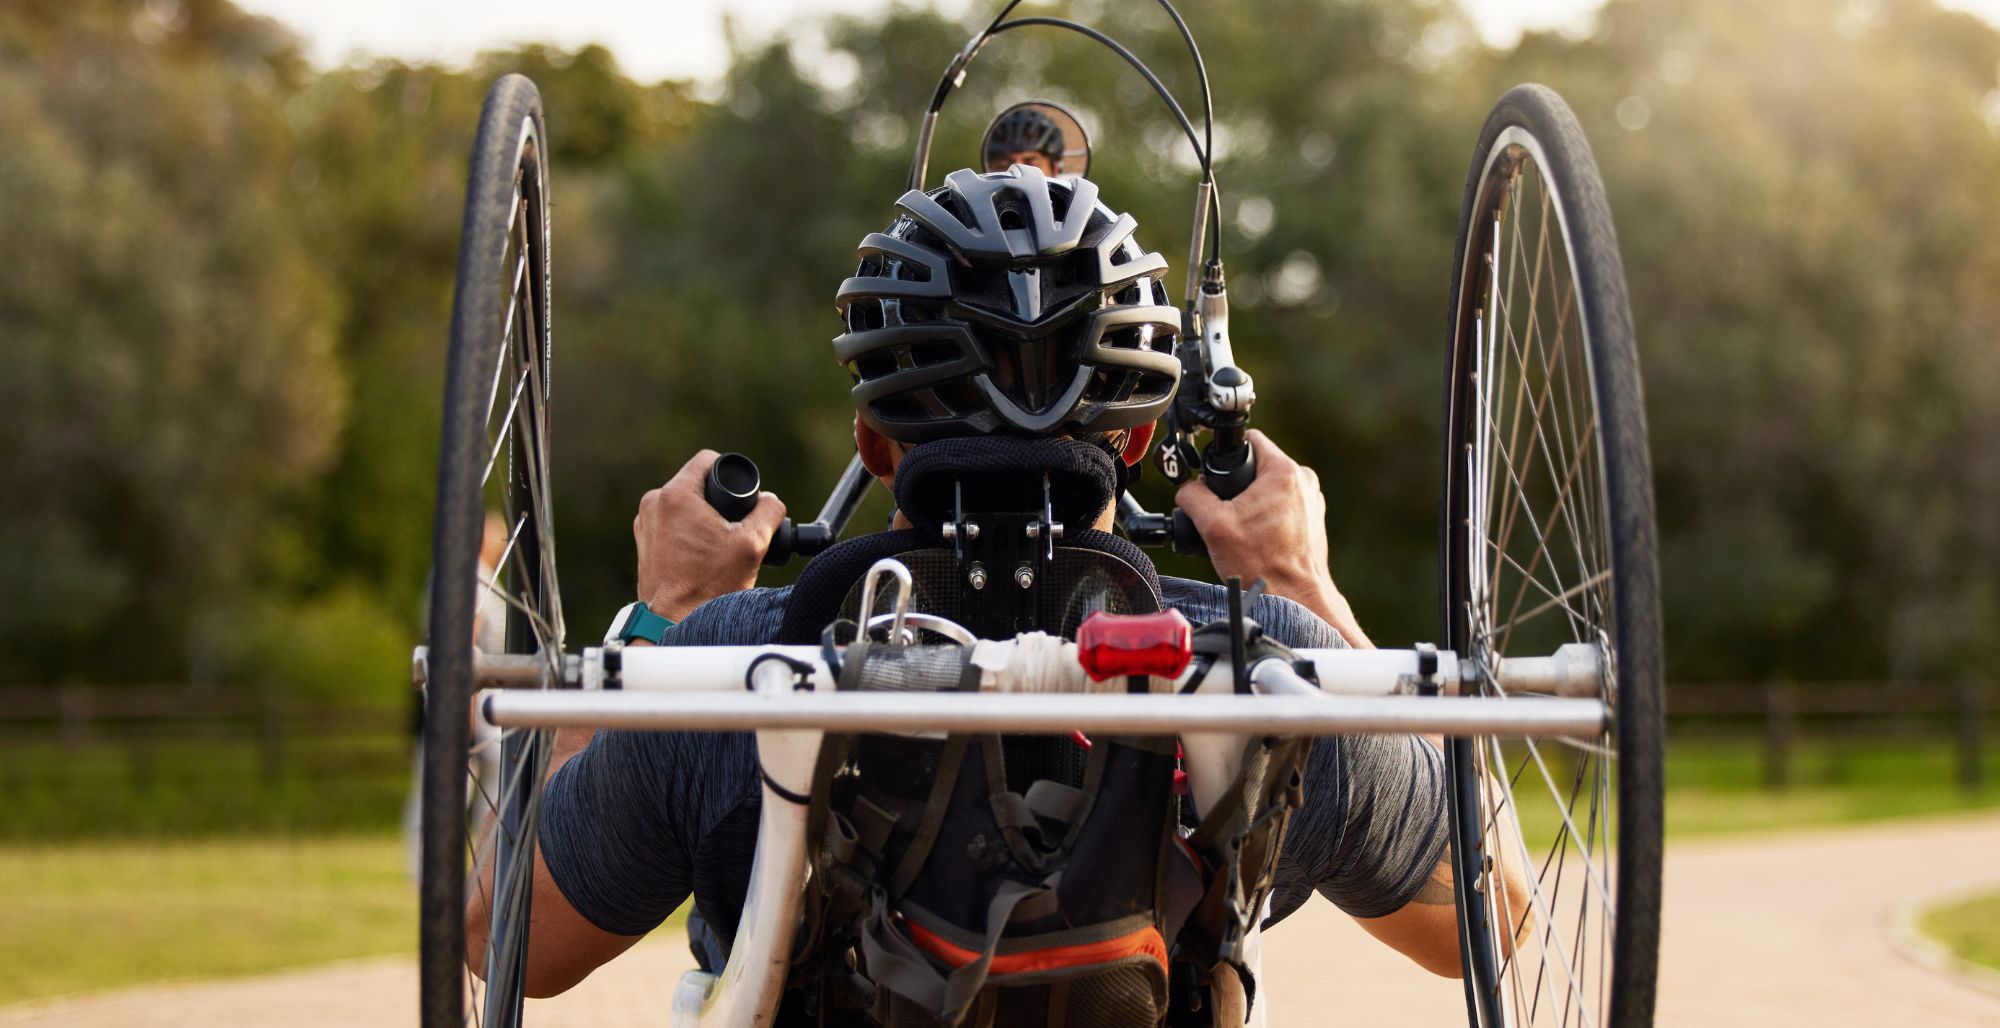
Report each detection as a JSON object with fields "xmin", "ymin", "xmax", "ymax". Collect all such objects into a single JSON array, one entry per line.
[{"xmin": 906, "ymin": 920, "xmax": 1169, "ymax": 976}]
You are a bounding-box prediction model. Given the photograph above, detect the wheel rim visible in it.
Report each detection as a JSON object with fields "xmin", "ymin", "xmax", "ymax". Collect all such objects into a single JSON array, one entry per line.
[
  {"xmin": 430, "ymin": 98, "xmax": 563, "ymax": 1028},
  {"xmin": 1449, "ymin": 127, "xmax": 1625, "ymax": 1028}
]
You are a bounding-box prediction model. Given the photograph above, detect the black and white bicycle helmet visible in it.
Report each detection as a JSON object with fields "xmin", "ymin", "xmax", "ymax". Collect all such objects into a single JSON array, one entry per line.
[{"xmin": 834, "ymin": 165, "xmax": 1181, "ymax": 443}]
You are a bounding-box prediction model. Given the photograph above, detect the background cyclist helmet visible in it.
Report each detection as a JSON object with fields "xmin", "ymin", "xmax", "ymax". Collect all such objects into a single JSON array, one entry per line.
[
  {"xmin": 982, "ymin": 104, "xmax": 1067, "ymax": 174},
  {"xmin": 834, "ymin": 165, "xmax": 1181, "ymax": 444}
]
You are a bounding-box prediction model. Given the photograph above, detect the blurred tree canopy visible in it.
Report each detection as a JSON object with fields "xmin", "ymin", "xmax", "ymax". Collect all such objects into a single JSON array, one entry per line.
[{"xmin": 1, "ymin": 0, "xmax": 1995, "ymax": 700}]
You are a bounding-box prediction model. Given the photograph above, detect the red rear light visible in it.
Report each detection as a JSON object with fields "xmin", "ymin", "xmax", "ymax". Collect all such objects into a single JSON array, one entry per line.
[{"xmin": 1076, "ymin": 609, "xmax": 1193, "ymax": 682}]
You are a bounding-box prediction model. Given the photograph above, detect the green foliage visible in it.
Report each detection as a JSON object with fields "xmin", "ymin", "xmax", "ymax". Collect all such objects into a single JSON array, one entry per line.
[
  {"xmin": 217, "ymin": 587, "xmax": 413, "ymax": 705},
  {"xmin": 1, "ymin": 0, "xmax": 1995, "ymax": 721},
  {"xmin": 1489, "ymin": 0, "xmax": 2000, "ymax": 679},
  {"xmin": 0, "ymin": 0, "xmax": 344, "ymax": 683}
]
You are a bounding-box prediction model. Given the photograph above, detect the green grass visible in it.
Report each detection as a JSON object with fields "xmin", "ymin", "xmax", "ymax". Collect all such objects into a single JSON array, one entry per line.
[
  {"xmin": 1920, "ymin": 890, "xmax": 2000, "ymax": 973},
  {"xmin": 1665, "ymin": 738, "xmax": 2000, "ymax": 837},
  {"xmin": 0, "ymin": 834, "xmax": 414, "ymax": 1005},
  {"xmin": 0, "ymin": 736, "xmax": 409, "ymax": 840},
  {"xmin": 1499, "ymin": 737, "xmax": 2000, "ymax": 854}
]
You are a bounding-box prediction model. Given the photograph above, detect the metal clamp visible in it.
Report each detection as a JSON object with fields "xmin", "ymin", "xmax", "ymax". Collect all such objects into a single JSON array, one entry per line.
[
  {"xmin": 1415, "ymin": 642, "xmax": 1439, "ymax": 697},
  {"xmin": 856, "ymin": 558, "xmax": 915, "ymax": 646},
  {"xmin": 603, "ymin": 640, "xmax": 624, "ymax": 692}
]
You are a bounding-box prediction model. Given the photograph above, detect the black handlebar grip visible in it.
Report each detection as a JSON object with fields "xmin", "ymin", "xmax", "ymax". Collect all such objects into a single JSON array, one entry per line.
[
  {"xmin": 705, "ymin": 452, "xmax": 762, "ymax": 522},
  {"xmin": 1170, "ymin": 508, "xmax": 1207, "ymax": 557},
  {"xmin": 1201, "ymin": 443, "xmax": 1256, "ymax": 501},
  {"xmin": 762, "ymin": 520, "xmax": 793, "ymax": 566}
]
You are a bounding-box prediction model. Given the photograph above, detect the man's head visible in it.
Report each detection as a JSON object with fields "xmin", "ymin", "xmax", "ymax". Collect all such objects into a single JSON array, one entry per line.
[
  {"xmin": 834, "ymin": 165, "xmax": 1180, "ymax": 491},
  {"xmin": 982, "ymin": 105, "xmax": 1068, "ymax": 175}
]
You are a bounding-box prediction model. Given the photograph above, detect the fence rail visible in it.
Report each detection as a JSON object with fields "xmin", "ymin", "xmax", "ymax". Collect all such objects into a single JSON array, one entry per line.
[
  {"xmin": 0, "ymin": 684, "xmax": 408, "ymax": 788},
  {"xmin": 1670, "ymin": 680, "xmax": 1991, "ymax": 789}
]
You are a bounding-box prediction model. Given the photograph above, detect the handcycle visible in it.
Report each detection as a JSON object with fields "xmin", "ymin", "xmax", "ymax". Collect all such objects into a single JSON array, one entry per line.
[{"xmin": 413, "ymin": 4, "xmax": 1663, "ymax": 1026}]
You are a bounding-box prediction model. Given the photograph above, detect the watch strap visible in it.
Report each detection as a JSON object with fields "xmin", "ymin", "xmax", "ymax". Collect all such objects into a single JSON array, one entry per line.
[{"xmin": 609, "ymin": 601, "xmax": 677, "ymax": 646}]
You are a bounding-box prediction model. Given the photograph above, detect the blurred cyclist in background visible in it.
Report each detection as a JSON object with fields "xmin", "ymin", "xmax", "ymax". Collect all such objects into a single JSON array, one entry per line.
[{"xmin": 981, "ymin": 102, "xmax": 1073, "ymax": 175}]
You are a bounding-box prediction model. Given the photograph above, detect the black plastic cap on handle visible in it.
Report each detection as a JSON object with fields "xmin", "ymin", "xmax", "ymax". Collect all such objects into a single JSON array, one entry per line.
[{"xmin": 705, "ymin": 452, "xmax": 761, "ymax": 522}]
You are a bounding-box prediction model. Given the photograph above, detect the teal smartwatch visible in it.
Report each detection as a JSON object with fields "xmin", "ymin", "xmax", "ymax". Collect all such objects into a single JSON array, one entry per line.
[{"xmin": 608, "ymin": 601, "xmax": 676, "ymax": 646}]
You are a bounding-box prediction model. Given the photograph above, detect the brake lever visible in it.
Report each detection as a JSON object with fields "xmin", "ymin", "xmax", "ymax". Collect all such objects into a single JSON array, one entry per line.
[{"xmin": 1156, "ymin": 262, "xmax": 1259, "ymax": 502}]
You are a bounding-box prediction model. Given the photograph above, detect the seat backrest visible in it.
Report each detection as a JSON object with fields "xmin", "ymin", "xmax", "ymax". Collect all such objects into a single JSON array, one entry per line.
[
  {"xmin": 778, "ymin": 529, "xmax": 1162, "ymax": 646},
  {"xmin": 777, "ymin": 435, "xmax": 1156, "ymax": 646}
]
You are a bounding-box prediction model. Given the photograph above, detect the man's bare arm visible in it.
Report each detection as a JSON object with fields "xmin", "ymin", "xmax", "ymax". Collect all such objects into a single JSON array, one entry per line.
[
  {"xmin": 1352, "ymin": 822, "xmax": 1533, "ymax": 978},
  {"xmin": 1175, "ymin": 430, "xmax": 1371, "ymax": 649},
  {"xmin": 1352, "ymin": 851, "xmax": 1464, "ymax": 977},
  {"xmin": 465, "ymin": 450, "xmax": 783, "ymax": 996},
  {"xmin": 465, "ymin": 728, "xmax": 641, "ymax": 997}
]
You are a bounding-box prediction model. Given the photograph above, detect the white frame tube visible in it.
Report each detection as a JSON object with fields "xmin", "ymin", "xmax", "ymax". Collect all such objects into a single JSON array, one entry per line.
[
  {"xmin": 475, "ymin": 641, "xmax": 1599, "ymax": 700},
  {"xmin": 481, "ymin": 688, "xmax": 1607, "ymax": 737}
]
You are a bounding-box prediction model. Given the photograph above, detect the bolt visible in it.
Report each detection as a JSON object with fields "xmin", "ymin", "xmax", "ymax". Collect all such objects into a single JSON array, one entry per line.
[
  {"xmin": 943, "ymin": 522, "xmax": 957, "ymax": 540},
  {"xmin": 964, "ymin": 522, "xmax": 980, "ymax": 540},
  {"xmin": 967, "ymin": 562, "xmax": 988, "ymax": 590},
  {"xmin": 1025, "ymin": 522, "xmax": 1041, "ymax": 539},
  {"xmin": 1050, "ymin": 521, "xmax": 1064, "ymax": 540},
  {"xmin": 1014, "ymin": 564, "xmax": 1035, "ymax": 589}
]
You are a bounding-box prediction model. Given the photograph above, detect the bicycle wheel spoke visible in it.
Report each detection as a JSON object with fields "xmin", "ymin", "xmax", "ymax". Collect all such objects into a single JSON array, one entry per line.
[
  {"xmin": 1483, "ymin": 535, "xmax": 1594, "ymax": 634},
  {"xmin": 1518, "ymin": 734, "xmax": 1614, "ymax": 915},
  {"xmin": 1489, "ymin": 741, "xmax": 1597, "ymax": 1028},
  {"xmin": 482, "ymin": 246, "xmax": 530, "ymax": 427},
  {"xmin": 1489, "ymin": 263, "xmax": 1591, "ymax": 644}
]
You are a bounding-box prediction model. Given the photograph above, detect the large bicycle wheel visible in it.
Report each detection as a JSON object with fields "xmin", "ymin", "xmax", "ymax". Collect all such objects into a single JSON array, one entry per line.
[
  {"xmin": 421, "ymin": 73, "xmax": 563, "ymax": 1028},
  {"xmin": 1439, "ymin": 85, "xmax": 1663, "ymax": 1028}
]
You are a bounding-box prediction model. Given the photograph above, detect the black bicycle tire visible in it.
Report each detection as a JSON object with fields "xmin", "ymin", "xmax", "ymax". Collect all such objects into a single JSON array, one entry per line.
[
  {"xmin": 420, "ymin": 73, "xmax": 552, "ymax": 1028},
  {"xmin": 1438, "ymin": 83, "xmax": 1663, "ymax": 1028}
]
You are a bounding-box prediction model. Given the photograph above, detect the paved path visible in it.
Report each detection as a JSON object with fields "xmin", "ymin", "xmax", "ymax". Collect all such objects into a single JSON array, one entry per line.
[{"xmin": 6, "ymin": 812, "xmax": 1999, "ymax": 1026}]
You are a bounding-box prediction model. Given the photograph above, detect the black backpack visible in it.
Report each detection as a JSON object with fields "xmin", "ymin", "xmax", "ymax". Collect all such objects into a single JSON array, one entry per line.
[{"xmin": 775, "ymin": 440, "xmax": 1310, "ymax": 1027}]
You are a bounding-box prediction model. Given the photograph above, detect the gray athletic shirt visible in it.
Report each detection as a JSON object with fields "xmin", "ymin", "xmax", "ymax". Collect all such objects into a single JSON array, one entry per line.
[{"xmin": 539, "ymin": 578, "xmax": 1448, "ymax": 961}]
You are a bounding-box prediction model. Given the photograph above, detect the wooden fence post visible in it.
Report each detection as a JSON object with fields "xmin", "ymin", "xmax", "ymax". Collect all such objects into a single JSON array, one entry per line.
[
  {"xmin": 256, "ymin": 692, "xmax": 285, "ymax": 786},
  {"xmin": 1959, "ymin": 680, "xmax": 1986, "ymax": 792},
  {"xmin": 1763, "ymin": 681, "xmax": 1796, "ymax": 790},
  {"xmin": 129, "ymin": 721, "xmax": 156, "ymax": 791},
  {"xmin": 58, "ymin": 684, "xmax": 89, "ymax": 749}
]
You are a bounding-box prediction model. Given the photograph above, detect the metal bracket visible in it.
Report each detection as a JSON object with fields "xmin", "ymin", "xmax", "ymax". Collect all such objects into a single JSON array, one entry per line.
[
  {"xmin": 603, "ymin": 640, "xmax": 624, "ymax": 691},
  {"xmin": 856, "ymin": 559, "xmax": 915, "ymax": 646}
]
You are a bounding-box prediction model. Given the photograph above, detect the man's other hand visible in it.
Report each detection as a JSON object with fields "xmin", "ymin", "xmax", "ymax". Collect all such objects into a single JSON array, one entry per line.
[
  {"xmin": 635, "ymin": 450, "xmax": 786, "ymax": 622},
  {"xmin": 1176, "ymin": 430, "xmax": 1371, "ymax": 648}
]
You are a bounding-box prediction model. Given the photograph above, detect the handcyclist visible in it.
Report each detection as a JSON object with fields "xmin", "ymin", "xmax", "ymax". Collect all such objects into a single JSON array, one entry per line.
[{"xmin": 469, "ymin": 166, "xmax": 1524, "ymax": 1006}]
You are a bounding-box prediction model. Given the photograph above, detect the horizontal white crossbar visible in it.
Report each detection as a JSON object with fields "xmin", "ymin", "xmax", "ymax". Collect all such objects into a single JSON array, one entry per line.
[
  {"xmin": 478, "ymin": 689, "xmax": 1608, "ymax": 737},
  {"xmin": 467, "ymin": 641, "xmax": 1604, "ymax": 699}
]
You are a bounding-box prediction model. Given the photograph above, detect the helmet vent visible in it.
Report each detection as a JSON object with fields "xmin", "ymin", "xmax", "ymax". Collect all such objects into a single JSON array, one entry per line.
[
  {"xmin": 850, "ymin": 300, "xmax": 885, "ymax": 332},
  {"xmin": 855, "ymin": 351, "xmax": 895, "ymax": 379},
  {"xmin": 935, "ymin": 191, "xmax": 978, "ymax": 230},
  {"xmin": 995, "ymin": 190, "xmax": 1031, "ymax": 231},
  {"xmin": 910, "ymin": 340, "xmax": 959, "ymax": 367}
]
